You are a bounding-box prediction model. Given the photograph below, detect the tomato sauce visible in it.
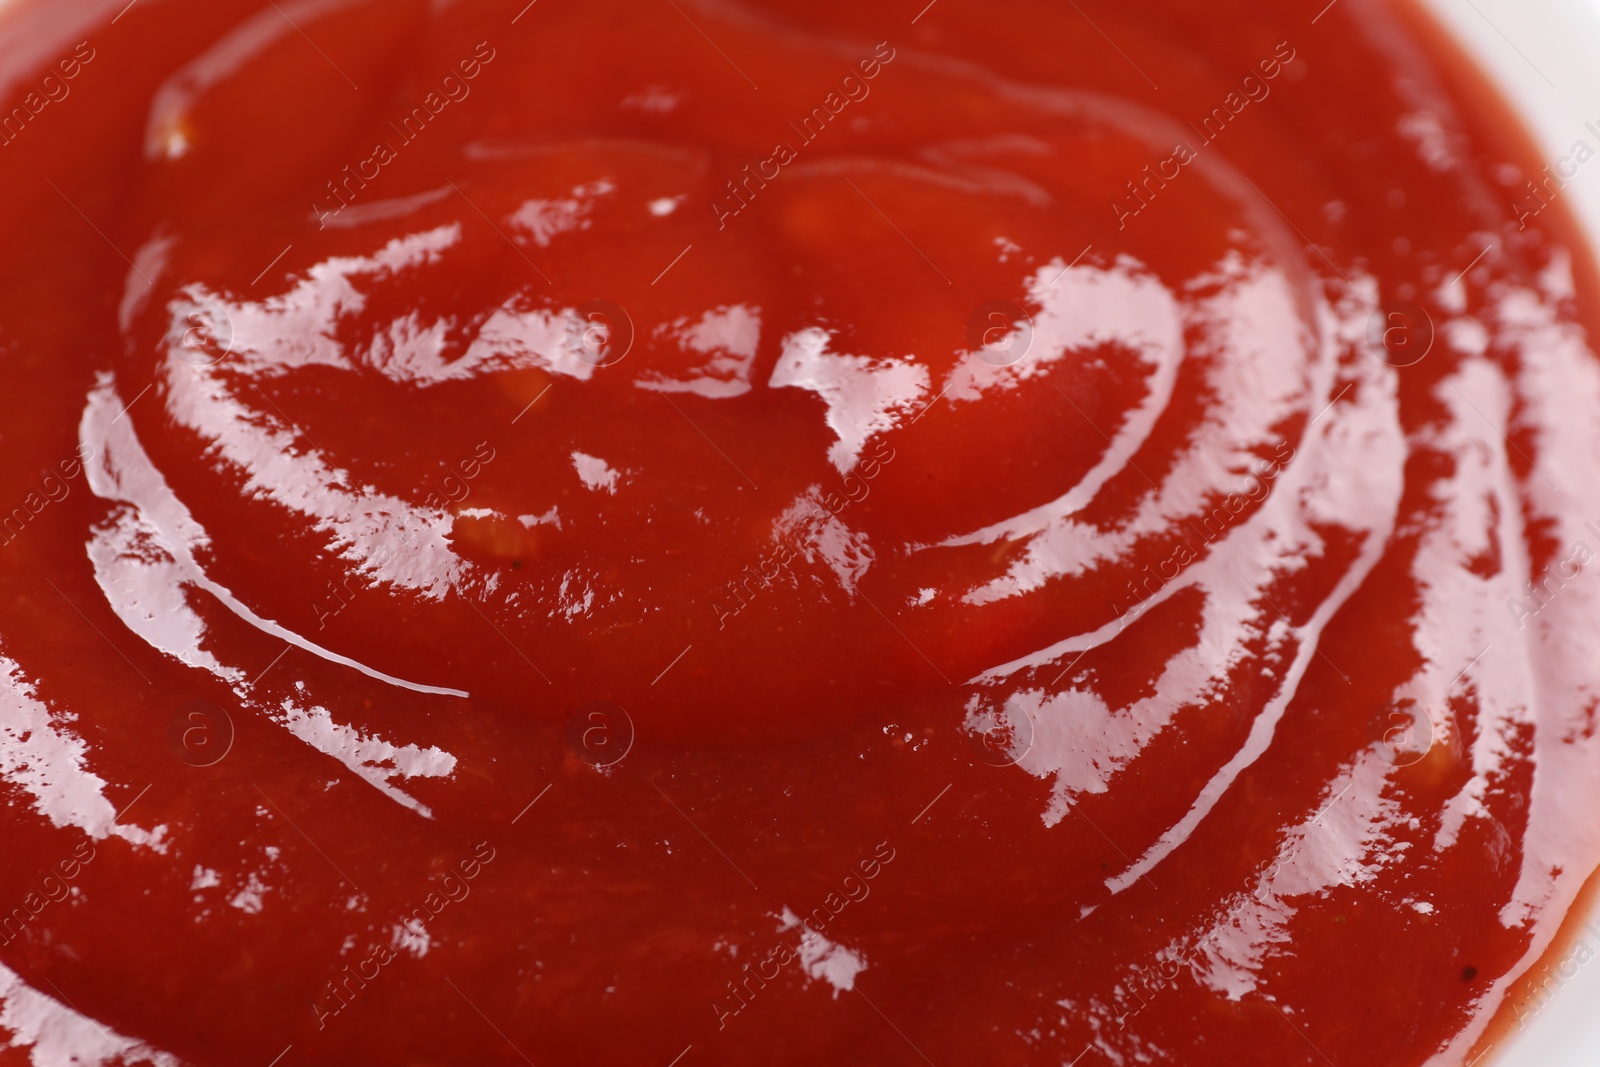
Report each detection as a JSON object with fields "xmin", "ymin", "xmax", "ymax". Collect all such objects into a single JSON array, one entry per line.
[{"xmin": 0, "ymin": 0, "xmax": 1598, "ymax": 1064}]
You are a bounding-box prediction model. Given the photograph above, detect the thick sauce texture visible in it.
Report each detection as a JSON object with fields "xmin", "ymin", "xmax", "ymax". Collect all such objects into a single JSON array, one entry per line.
[{"xmin": 0, "ymin": 0, "xmax": 1598, "ymax": 1064}]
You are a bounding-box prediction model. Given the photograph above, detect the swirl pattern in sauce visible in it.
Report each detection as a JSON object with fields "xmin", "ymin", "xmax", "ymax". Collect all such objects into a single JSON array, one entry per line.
[{"xmin": 0, "ymin": 0, "xmax": 1597, "ymax": 1064}]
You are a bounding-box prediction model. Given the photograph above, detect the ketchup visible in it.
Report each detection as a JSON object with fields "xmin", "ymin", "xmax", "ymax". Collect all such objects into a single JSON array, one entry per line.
[{"xmin": 0, "ymin": 0, "xmax": 1597, "ymax": 1064}]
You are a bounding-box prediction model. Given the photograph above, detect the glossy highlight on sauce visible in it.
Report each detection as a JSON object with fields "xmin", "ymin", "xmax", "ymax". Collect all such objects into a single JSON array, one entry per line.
[{"xmin": 0, "ymin": 0, "xmax": 1598, "ymax": 1064}]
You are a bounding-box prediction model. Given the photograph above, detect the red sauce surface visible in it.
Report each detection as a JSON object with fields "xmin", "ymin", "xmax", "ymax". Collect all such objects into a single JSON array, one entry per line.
[{"xmin": 1, "ymin": 0, "xmax": 1598, "ymax": 1064}]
